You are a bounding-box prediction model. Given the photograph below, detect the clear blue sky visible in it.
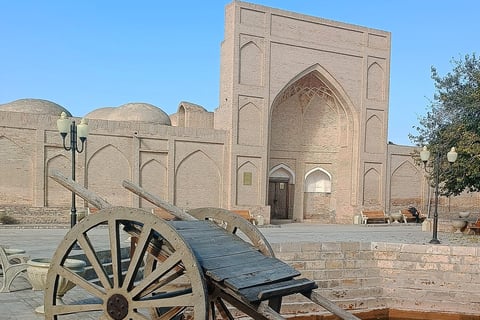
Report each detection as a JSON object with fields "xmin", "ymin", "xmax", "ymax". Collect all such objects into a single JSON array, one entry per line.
[{"xmin": 1, "ymin": 1, "xmax": 478, "ymax": 146}]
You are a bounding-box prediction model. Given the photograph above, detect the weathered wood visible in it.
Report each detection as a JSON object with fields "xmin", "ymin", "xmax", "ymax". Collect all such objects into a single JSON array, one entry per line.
[
  {"xmin": 255, "ymin": 301, "xmax": 285, "ymax": 320},
  {"xmin": 207, "ymin": 257, "xmax": 288, "ymax": 282},
  {"xmin": 122, "ymin": 181, "xmax": 275, "ymax": 257},
  {"xmin": 196, "ymin": 250, "xmax": 266, "ymax": 270},
  {"xmin": 44, "ymin": 207, "xmax": 209, "ymax": 319},
  {"xmin": 239, "ymin": 278, "xmax": 317, "ymax": 302},
  {"xmin": 188, "ymin": 207, "xmax": 275, "ymax": 257},
  {"xmin": 468, "ymin": 218, "xmax": 480, "ymax": 234},
  {"xmin": 306, "ymin": 291, "xmax": 361, "ymax": 320},
  {"xmin": 224, "ymin": 264, "xmax": 300, "ymax": 291},
  {"xmin": 49, "ymin": 171, "xmax": 365, "ymax": 320},
  {"xmin": 361, "ymin": 210, "xmax": 390, "ymax": 224},
  {"xmin": 49, "ymin": 169, "xmax": 111, "ymax": 210},
  {"xmin": 122, "ymin": 180, "xmax": 196, "ymax": 221},
  {"xmin": 231, "ymin": 209, "xmax": 256, "ymax": 223},
  {"xmin": 400, "ymin": 209, "xmax": 426, "ymax": 223},
  {"xmin": 213, "ymin": 289, "xmax": 285, "ymax": 320}
]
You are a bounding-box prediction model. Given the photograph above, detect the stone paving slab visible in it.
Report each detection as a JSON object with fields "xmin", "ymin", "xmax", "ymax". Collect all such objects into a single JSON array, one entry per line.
[{"xmin": 1, "ymin": 222, "xmax": 479, "ymax": 319}]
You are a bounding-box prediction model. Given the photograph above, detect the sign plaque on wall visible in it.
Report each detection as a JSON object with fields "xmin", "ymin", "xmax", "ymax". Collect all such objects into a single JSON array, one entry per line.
[{"xmin": 243, "ymin": 172, "xmax": 252, "ymax": 185}]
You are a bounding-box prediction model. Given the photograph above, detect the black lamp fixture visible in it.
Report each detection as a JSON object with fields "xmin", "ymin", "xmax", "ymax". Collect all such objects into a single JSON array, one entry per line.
[
  {"xmin": 419, "ymin": 146, "xmax": 457, "ymax": 244},
  {"xmin": 57, "ymin": 112, "xmax": 89, "ymax": 230}
]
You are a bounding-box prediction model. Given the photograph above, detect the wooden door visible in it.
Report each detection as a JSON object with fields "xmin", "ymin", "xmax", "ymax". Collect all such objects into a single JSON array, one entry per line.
[{"xmin": 268, "ymin": 180, "xmax": 289, "ymax": 219}]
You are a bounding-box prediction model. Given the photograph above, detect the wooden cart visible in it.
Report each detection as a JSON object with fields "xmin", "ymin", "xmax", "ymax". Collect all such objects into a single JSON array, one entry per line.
[{"xmin": 44, "ymin": 170, "xmax": 360, "ymax": 320}]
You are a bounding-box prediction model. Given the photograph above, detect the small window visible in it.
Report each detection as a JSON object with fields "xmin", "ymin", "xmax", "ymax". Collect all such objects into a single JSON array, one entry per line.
[{"xmin": 305, "ymin": 169, "xmax": 331, "ymax": 193}]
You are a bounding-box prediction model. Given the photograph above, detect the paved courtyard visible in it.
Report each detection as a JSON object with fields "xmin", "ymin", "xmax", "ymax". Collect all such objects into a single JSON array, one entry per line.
[{"xmin": 1, "ymin": 222, "xmax": 479, "ymax": 319}]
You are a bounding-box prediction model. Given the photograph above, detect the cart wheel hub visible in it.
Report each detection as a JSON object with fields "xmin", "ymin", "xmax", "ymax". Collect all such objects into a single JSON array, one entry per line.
[{"xmin": 107, "ymin": 293, "xmax": 129, "ymax": 320}]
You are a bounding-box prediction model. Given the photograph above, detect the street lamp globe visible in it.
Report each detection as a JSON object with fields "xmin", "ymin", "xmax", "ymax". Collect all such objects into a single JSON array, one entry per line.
[
  {"xmin": 447, "ymin": 147, "xmax": 458, "ymax": 163},
  {"xmin": 77, "ymin": 118, "xmax": 89, "ymax": 141},
  {"xmin": 420, "ymin": 146, "xmax": 430, "ymax": 164},
  {"xmin": 57, "ymin": 112, "xmax": 70, "ymax": 136}
]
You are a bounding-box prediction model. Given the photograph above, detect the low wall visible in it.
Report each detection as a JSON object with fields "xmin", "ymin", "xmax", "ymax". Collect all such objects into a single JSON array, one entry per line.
[
  {"xmin": 0, "ymin": 206, "xmax": 72, "ymax": 224},
  {"xmin": 272, "ymin": 241, "xmax": 480, "ymax": 317}
]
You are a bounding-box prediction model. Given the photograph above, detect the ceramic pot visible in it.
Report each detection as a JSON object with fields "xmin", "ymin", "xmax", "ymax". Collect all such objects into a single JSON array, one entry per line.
[
  {"xmin": 27, "ymin": 258, "xmax": 86, "ymax": 313},
  {"xmin": 451, "ymin": 219, "xmax": 467, "ymax": 233},
  {"xmin": 458, "ymin": 211, "xmax": 470, "ymax": 219},
  {"xmin": 390, "ymin": 212, "xmax": 403, "ymax": 223}
]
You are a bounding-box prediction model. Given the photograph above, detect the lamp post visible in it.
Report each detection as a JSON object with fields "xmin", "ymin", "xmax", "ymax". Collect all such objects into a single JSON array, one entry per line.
[
  {"xmin": 420, "ymin": 146, "xmax": 457, "ymax": 244},
  {"xmin": 57, "ymin": 112, "xmax": 89, "ymax": 229}
]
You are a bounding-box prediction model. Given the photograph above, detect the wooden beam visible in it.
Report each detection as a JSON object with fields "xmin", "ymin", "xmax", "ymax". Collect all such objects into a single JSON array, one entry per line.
[
  {"xmin": 306, "ymin": 291, "xmax": 361, "ymax": 320},
  {"xmin": 49, "ymin": 169, "xmax": 111, "ymax": 210},
  {"xmin": 122, "ymin": 180, "xmax": 197, "ymax": 221}
]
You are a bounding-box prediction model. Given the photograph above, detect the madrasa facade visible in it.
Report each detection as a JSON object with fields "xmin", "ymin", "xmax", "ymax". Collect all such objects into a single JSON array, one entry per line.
[{"xmin": 0, "ymin": 1, "xmax": 474, "ymax": 225}]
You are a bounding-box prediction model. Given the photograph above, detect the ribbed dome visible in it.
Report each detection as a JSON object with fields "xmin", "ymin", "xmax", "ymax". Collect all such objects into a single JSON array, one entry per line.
[
  {"xmin": 0, "ymin": 99, "xmax": 72, "ymax": 116},
  {"xmin": 86, "ymin": 102, "xmax": 171, "ymax": 125}
]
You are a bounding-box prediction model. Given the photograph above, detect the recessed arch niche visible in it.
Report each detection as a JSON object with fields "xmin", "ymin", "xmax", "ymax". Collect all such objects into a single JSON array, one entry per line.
[
  {"xmin": 175, "ymin": 150, "xmax": 220, "ymax": 209},
  {"xmin": 0, "ymin": 136, "xmax": 33, "ymax": 205},
  {"xmin": 87, "ymin": 144, "xmax": 131, "ymax": 206}
]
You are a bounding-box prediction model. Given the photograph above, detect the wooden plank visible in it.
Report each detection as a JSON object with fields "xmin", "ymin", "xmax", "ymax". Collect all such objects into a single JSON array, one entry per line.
[
  {"xmin": 196, "ymin": 250, "xmax": 266, "ymax": 270},
  {"xmin": 173, "ymin": 223, "xmax": 261, "ymax": 261},
  {"xmin": 205, "ymin": 252, "xmax": 270, "ymax": 272},
  {"xmin": 188, "ymin": 236, "xmax": 249, "ymax": 253},
  {"xmin": 206, "ymin": 256, "xmax": 285, "ymax": 282},
  {"xmin": 238, "ymin": 278, "xmax": 317, "ymax": 302},
  {"xmin": 224, "ymin": 263, "xmax": 300, "ymax": 290},
  {"xmin": 176, "ymin": 228, "xmax": 235, "ymax": 242},
  {"xmin": 168, "ymin": 220, "xmax": 218, "ymax": 231},
  {"xmin": 180, "ymin": 233, "xmax": 233, "ymax": 245},
  {"xmin": 188, "ymin": 239, "xmax": 257, "ymax": 260}
]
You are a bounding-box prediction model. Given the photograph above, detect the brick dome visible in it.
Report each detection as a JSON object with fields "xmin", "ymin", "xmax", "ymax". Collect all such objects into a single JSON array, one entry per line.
[
  {"xmin": 86, "ymin": 102, "xmax": 171, "ymax": 125},
  {"xmin": 0, "ymin": 98, "xmax": 72, "ymax": 116}
]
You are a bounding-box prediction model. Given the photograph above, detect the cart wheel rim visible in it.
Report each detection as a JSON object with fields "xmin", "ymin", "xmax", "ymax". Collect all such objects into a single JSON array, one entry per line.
[{"xmin": 44, "ymin": 206, "xmax": 208, "ymax": 319}]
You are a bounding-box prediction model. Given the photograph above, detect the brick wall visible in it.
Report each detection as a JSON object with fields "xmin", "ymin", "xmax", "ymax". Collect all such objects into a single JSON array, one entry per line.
[
  {"xmin": 271, "ymin": 241, "xmax": 480, "ymax": 317},
  {"xmin": 374, "ymin": 242, "xmax": 479, "ymax": 314},
  {"xmin": 0, "ymin": 206, "xmax": 73, "ymax": 225}
]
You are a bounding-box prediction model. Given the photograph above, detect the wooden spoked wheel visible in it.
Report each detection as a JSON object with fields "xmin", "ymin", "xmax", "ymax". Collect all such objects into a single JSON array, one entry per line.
[
  {"xmin": 44, "ymin": 207, "xmax": 208, "ymax": 319},
  {"xmin": 188, "ymin": 207, "xmax": 275, "ymax": 257}
]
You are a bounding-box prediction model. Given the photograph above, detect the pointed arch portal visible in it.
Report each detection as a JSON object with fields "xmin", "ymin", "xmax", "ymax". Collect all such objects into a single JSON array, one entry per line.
[{"xmin": 268, "ymin": 65, "xmax": 356, "ymax": 221}]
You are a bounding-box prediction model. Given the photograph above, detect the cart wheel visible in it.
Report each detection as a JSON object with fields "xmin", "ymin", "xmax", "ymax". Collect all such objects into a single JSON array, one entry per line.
[
  {"xmin": 44, "ymin": 207, "xmax": 208, "ymax": 319},
  {"xmin": 188, "ymin": 207, "xmax": 275, "ymax": 257}
]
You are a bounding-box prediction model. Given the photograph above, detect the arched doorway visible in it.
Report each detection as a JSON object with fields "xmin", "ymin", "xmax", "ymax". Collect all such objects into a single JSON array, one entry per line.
[
  {"xmin": 268, "ymin": 66, "xmax": 355, "ymax": 222},
  {"xmin": 268, "ymin": 164, "xmax": 295, "ymax": 220}
]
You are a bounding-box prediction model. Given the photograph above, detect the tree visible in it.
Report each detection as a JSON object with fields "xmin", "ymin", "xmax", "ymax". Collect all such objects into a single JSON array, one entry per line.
[{"xmin": 410, "ymin": 53, "xmax": 480, "ymax": 196}]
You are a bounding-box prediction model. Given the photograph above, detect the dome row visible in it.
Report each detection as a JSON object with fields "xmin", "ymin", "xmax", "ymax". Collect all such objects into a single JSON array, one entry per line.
[{"xmin": 0, "ymin": 99, "xmax": 171, "ymax": 126}]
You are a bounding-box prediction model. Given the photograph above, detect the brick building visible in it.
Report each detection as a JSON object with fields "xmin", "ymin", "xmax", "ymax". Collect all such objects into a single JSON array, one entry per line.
[{"xmin": 0, "ymin": 1, "xmax": 477, "ymax": 224}]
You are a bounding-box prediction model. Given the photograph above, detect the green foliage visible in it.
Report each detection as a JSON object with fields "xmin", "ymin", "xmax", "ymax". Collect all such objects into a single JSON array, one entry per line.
[
  {"xmin": 0, "ymin": 213, "xmax": 18, "ymax": 224},
  {"xmin": 410, "ymin": 53, "xmax": 480, "ymax": 196}
]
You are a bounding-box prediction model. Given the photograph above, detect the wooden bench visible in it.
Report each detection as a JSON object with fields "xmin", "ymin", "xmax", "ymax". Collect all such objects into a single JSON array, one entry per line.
[
  {"xmin": 399, "ymin": 209, "xmax": 426, "ymax": 224},
  {"xmin": 361, "ymin": 210, "xmax": 390, "ymax": 224},
  {"xmin": 468, "ymin": 219, "xmax": 480, "ymax": 235},
  {"xmin": 231, "ymin": 209, "xmax": 256, "ymax": 224}
]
